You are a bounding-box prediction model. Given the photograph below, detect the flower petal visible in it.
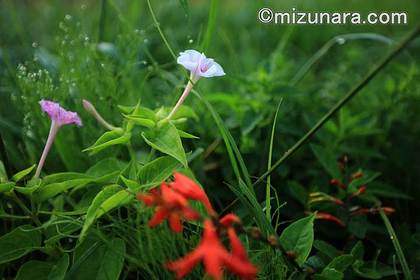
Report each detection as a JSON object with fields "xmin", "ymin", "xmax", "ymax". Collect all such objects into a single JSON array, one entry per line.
[
  {"xmin": 199, "ymin": 61, "xmax": 225, "ymax": 78},
  {"xmin": 169, "ymin": 212, "xmax": 183, "ymax": 233},
  {"xmin": 148, "ymin": 207, "xmax": 169, "ymax": 227},
  {"xmin": 39, "ymin": 100, "xmax": 82, "ymax": 126}
]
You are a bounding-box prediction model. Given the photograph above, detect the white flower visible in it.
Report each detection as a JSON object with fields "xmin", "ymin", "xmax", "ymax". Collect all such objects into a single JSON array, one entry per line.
[{"xmin": 177, "ymin": 50, "xmax": 225, "ymax": 81}]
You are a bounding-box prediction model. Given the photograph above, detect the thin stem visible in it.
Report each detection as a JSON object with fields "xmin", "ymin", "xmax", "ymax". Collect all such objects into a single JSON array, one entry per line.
[
  {"xmin": 34, "ymin": 121, "xmax": 59, "ymax": 178},
  {"xmin": 10, "ymin": 192, "xmax": 42, "ymax": 227},
  {"xmin": 167, "ymin": 80, "xmax": 194, "ymax": 120},
  {"xmin": 254, "ymin": 25, "xmax": 420, "ymax": 186},
  {"xmin": 378, "ymin": 208, "xmax": 412, "ymax": 280},
  {"xmin": 266, "ymin": 100, "xmax": 282, "ymax": 220},
  {"xmin": 94, "ymin": 113, "xmax": 117, "ymax": 131},
  {"xmin": 146, "ymin": 0, "xmax": 177, "ymax": 61},
  {"xmin": 127, "ymin": 142, "xmax": 136, "ymax": 162},
  {"xmin": 83, "ymin": 99, "xmax": 117, "ymax": 130}
]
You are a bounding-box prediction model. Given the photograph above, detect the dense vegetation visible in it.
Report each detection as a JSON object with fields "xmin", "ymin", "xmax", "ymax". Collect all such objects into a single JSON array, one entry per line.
[{"xmin": 0, "ymin": 0, "xmax": 419, "ymax": 279}]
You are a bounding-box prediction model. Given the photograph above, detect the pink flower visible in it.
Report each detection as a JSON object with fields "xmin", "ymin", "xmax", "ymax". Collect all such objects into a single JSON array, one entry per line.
[
  {"xmin": 177, "ymin": 50, "xmax": 225, "ymax": 82},
  {"xmin": 35, "ymin": 100, "xmax": 82, "ymax": 178},
  {"xmin": 40, "ymin": 100, "xmax": 82, "ymax": 126},
  {"xmin": 166, "ymin": 50, "xmax": 225, "ymax": 120}
]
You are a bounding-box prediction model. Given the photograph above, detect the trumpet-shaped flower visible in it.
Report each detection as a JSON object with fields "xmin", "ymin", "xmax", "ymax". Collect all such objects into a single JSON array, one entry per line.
[
  {"xmin": 40, "ymin": 100, "xmax": 82, "ymax": 127},
  {"xmin": 35, "ymin": 100, "xmax": 82, "ymax": 178},
  {"xmin": 166, "ymin": 220, "xmax": 257, "ymax": 280},
  {"xmin": 177, "ymin": 50, "xmax": 225, "ymax": 81},
  {"xmin": 315, "ymin": 212, "xmax": 345, "ymax": 227},
  {"xmin": 167, "ymin": 50, "xmax": 225, "ymax": 119},
  {"xmin": 170, "ymin": 172, "xmax": 215, "ymax": 215},
  {"xmin": 137, "ymin": 183, "xmax": 200, "ymax": 232}
]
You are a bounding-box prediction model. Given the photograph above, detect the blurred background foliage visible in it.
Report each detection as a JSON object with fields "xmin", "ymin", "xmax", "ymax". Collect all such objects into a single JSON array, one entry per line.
[{"xmin": 0, "ymin": 0, "xmax": 420, "ymax": 277}]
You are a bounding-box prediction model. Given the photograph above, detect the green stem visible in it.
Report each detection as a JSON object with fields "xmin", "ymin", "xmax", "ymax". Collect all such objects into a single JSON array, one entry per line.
[
  {"xmin": 266, "ymin": 100, "xmax": 282, "ymax": 220},
  {"xmin": 254, "ymin": 25, "xmax": 420, "ymax": 186},
  {"xmin": 146, "ymin": 0, "xmax": 177, "ymax": 60},
  {"xmin": 378, "ymin": 208, "xmax": 412, "ymax": 280},
  {"xmin": 127, "ymin": 142, "xmax": 136, "ymax": 162},
  {"xmin": 10, "ymin": 192, "xmax": 42, "ymax": 227}
]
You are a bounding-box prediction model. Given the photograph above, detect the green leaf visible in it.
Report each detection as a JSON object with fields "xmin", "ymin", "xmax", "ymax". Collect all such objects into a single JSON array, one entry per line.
[
  {"xmin": 123, "ymin": 114, "xmax": 155, "ymax": 128},
  {"xmin": 138, "ymin": 156, "xmax": 180, "ymax": 187},
  {"xmin": 34, "ymin": 178, "xmax": 94, "ymax": 202},
  {"xmin": 142, "ymin": 122, "xmax": 187, "ymax": 167},
  {"xmin": 79, "ymin": 185, "xmax": 122, "ymax": 242},
  {"xmin": 68, "ymin": 238, "xmax": 126, "ymax": 280},
  {"xmin": 97, "ymin": 239, "xmax": 126, "ymax": 280},
  {"xmin": 120, "ymin": 176, "xmax": 141, "ymax": 192},
  {"xmin": 367, "ymin": 182, "xmax": 412, "ymax": 200},
  {"xmin": 0, "ymin": 225, "xmax": 41, "ymax": 264},
  {"xmin": 177, "ymin": 129, "xmax": 199, "ymax": 139},
  {"xmin": 314, "ymin": 268, "xmax": 343, "ymax": 280},
  {"xmin": 48, "ymin": 254, "xmax": 69, "ymax": 280},
  {"xmin": 12, "ymin": 164, "xmax": 36, "ymax": 182},
  {"xmin": 354, "ymin": 262, "xmax": 396, "ymax": 279},
  {"xmin": 279, "ymin": 214, "xmax": 315, "ymax": 266},
  {"xmin": 83, "ymin": 130, "xmax": 130, "ymax": 155},
  {"xmin": 86, "ymin": 158, "xmax": 126, "ymax": 177},
  {"xmin": 14, "ymin": 178, "xmax": 42, "ymax": 195},
  {"xmin": 324, "ymin": 254, "xmax": 354, "ymax": 272},
  {"xmin": 350, "ymin": 241, "xmax": 364, "ymax": 261},
  {"xmin": 0, "ymin": 182, "xmax": 14, "ymax": 193},
  {"xmin": 310, "ymin": 144, "xmax": 340, "ymax": 179},
  {"xmin": 45, "ymin": 218, "xmax": 82, "ymax": 246},
  {"xmin": 348, "ymin": 216, "xmax": 368, "ymax": 239},
  {"xmin": 96, "ymin": 190, "xmax": 133, "ymax": 218},
  {"xmin": 313, "ymin": 240, "xmax": 339, "ymax": 259},
  {"xmin": 15, "ymin": 261, "xmax": 53, "ymax": 280},
  {"xmin": 348, "ymin": 171, "xmax": 381, "ymax": 193},
  {"xmin": 287, "ymin": 181, "xmax": 308, "ymax": 205},
  {"xmin": 0, "ymin": 160, "xmax": 8, "ymax": 182}
]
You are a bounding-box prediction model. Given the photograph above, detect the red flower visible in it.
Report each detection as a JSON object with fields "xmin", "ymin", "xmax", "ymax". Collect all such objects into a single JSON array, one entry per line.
[
  {"xmin": 166, "ymin": 220, "xmax": 257, "ymax": 280},
  {"xmin": 219, "ymin": 213, "xmax": 241, "ymax": 227},
  {"xmin": 138, "ymin": 183, "xmax": 199, "ymax": 232},
  {"xmin": 171, "ymin": 172, "xmax": 215, "ymax": 215},
  {"xmin": 315, "ymin": 212, "xmax": 345, "ymax": 227}
]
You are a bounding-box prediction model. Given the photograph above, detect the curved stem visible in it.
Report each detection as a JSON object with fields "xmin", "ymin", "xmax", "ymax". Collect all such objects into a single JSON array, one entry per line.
[
  {"xmin": 34, "ymin": 121, "xmax": 59, "ymax": 178},
  {"xmin": 167, "ymin": 80, "xmax": 194, "ymax": 120}
]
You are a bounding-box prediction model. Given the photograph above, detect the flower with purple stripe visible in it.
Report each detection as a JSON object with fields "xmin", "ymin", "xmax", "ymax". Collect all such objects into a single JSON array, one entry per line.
[{"xmin": 35, "ymin": 100, "xmax": 82, "ymax": 178}]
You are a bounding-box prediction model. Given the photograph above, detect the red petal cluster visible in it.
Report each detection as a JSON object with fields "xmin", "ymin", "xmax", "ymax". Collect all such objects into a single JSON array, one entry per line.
[
  {"xmin": 137, "ymin": 182, "xmax": 200, "ymax": 232},
  {"xmin": 137, "ymin": 173, "xmax": 257, "ymax": 279},
  {"xmin": 166, "ymin": 219, "xmax": 257, "ymax": 280},
  {"xmin": 170, "ymin": 172, "xmax": 216, "ymax": 215}
]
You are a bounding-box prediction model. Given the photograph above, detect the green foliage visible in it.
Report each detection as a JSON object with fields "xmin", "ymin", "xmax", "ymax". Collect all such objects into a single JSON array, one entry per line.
[
  {"xmin": 0, "ymin": 0, "xmax": 419, "ymax": 279},
  {"xmin": 279, "ymin": 214, "xmax": 315, "ymax": 266},
  {"xmin": 142, "ymin": 121, "xmax": 188, "ymax": 167},
  {"xmin": 0, "ymin": 225, "xmax": 41, "ymax": 264}
]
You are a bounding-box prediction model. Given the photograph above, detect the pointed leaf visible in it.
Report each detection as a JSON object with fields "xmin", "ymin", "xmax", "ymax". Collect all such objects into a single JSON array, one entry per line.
[
  {"xmin": 138, "ymin": 156, "xmax": 180, "ymax": 187},
  {"xmin": 279, "ymin": 214, "xmax": 315, "ymax": 266},
  {"xmin": 142, "ymin": 122, "xmax": 187, "ymax": 167},
  {"xmin": 12, "ymin": 164, "xmax": 36, "ymax": 182},
  {"xmin": 0, "ymin": 225, "xmax": 42, "ymax": 264},
  {"xmin": 79, "ymin": 185, "xmax": 121, "ymax": 242},
  {"xmin": 83, "ymin": 130, "xmax": 130, "ymax": 155}
]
